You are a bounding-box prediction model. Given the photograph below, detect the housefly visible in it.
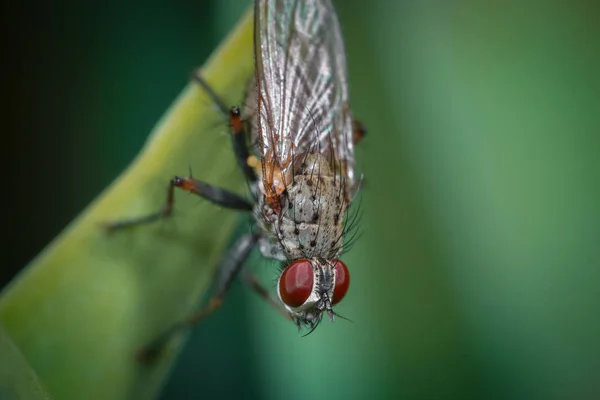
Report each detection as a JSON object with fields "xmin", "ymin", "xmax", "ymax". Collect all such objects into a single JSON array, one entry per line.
[{"xmin": 105, "ymin": 0, "xmax": 365, "ymax": 361}]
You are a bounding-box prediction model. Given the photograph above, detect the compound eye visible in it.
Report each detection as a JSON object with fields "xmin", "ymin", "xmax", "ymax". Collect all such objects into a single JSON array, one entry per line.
[
  {"xmin": 332, "ymin": 259, "xmax": 350, "ymax": 305},
  {"xmin": 278, "ymin": 259, "xmax": 314, "ymax": 308}
]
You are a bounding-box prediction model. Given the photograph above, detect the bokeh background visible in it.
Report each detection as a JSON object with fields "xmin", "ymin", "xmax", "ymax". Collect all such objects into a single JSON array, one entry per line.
[{"xmin": 3, "ymin": 0, "xmax": 599, "ymax": 399}]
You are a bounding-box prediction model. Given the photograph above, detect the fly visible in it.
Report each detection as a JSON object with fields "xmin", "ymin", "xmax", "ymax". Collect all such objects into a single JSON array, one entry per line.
[{"xmin": 104, "ymin": 0, "xmax": 366, "ymax": 362}]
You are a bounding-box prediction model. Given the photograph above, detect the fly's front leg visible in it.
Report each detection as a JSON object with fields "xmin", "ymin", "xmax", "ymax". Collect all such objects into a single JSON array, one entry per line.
[
  {"xmin": 241, "ymin": 270, "xmax": 294, "ymax": 322},
  {"xmin": 136, "ymin": 233, "xmax": 260, "ymax": 363},
  {"xmin": 192, "ymin": 70, "xmax": 258, "ymax": 183},
  {"xmin": 103, "ymin": 176, "xmax": 252, "ymax": 232}
]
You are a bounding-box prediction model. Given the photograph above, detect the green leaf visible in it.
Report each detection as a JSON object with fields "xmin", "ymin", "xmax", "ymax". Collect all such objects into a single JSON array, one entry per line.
[
  {"xmin": 0, "ymin": 6, "xmax": 253, "ymax": 400},
  {"xmin": 0, "ymin": 324, "xmax": 52, "ymax": 400}
]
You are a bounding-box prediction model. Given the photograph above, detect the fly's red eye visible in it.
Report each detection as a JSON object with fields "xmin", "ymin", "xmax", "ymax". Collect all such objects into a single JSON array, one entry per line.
[
  {"xmin": 332, "ymin": 259, "xmax": 350, "ymax": 305},
  {"xmin": 279, "ymin": 259, "xmax": 314, "ymax": 308}
]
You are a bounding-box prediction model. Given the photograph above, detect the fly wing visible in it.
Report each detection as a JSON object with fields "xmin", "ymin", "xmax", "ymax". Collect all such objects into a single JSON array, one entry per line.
[{"xmin": 254, "ymin": 0, "xmax": 355, "ymax": 200}]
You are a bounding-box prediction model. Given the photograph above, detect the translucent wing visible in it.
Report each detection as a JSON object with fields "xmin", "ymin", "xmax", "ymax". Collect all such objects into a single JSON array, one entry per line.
[{"xmin": 253, "ymin": 0, "xmax": 355, "ymax": 202}]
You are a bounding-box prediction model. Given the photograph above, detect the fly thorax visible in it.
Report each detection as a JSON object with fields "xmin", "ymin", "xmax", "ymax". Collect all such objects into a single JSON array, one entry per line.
[{"xmin": 276, "ymin": 154, "xmax": 347, "ymax": 260}]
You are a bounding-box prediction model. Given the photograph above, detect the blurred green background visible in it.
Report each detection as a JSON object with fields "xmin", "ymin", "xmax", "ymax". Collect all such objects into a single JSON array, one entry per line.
[{"xmin": 3, "ymin": 0, "xmax": 599, "ymax": 399}]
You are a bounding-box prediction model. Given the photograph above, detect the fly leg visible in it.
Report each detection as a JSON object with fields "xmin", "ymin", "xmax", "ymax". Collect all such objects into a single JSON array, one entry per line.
[
  {"xmin": 103, "ymin": 74, "xmax": 256, "ymax": 231},
  {"xmin": 192, "ymin": 71, "xmax": 258, "ymax": 183},
  {"xmin": 344, "ymin": 119, "xmax": 368, "ymax": 201},
  {"xmin": 103, "ymin": 176, "xmax": 252, "ymax": 231},
  {"xmin": 136, "ymin": 232, "xmax": 260, "ymax": 363},
  {"xmin": 352, "ymin": 119, "xmax": 367, "ymax": 144},
  {"xmin": 241, "ymin": 270, "xmax": 294, "ymax": 322}
]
